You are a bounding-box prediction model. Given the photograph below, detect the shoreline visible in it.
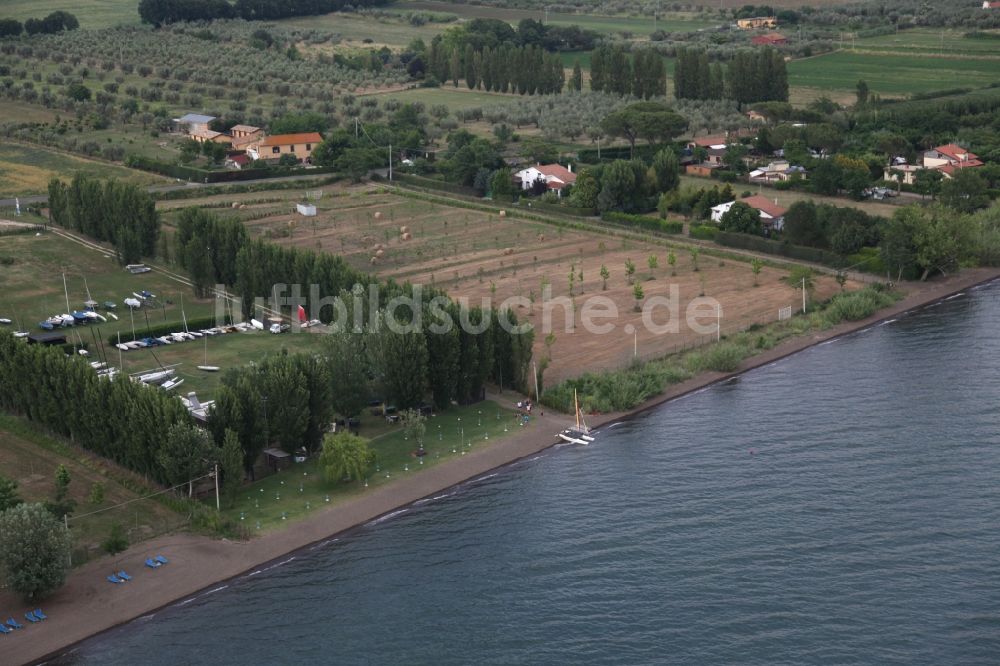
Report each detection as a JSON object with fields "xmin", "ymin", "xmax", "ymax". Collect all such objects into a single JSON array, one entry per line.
[{"xmin": 6, "ymin": 267, "xmax": 999, "ymax": 666}]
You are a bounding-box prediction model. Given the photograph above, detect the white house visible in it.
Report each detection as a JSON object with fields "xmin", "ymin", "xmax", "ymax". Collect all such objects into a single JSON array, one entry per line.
[
  {"xmin": 711, "ymin": 195, "xmax": 788, "ymax": 230},
  {"xmin": 749, "ymin": 160, "xmax": 807, "ymax": 183},
  {"xmin": 514, "ymin": 163, "xmax": 576, "ymax": 196}
]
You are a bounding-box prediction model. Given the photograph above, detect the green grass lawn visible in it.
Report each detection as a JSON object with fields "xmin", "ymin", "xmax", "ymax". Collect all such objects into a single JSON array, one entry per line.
[
  {"xmin": 1, "ymin": 0, "xmax": 141, "ymax": 29},
  {"xmin": 788, "ymin": 51, "xmax": 1000, "ymax": 96},
  {"xmin": 220, "ymin": 400, "xmax": 532, "ymax": 532},
  {"xmin": 853, "ymin": 28, "xmax": 1000, "ymax": 57},
  {"xmin": 0, "ymin": 141, "xmax": 168, "ymax": 198}
]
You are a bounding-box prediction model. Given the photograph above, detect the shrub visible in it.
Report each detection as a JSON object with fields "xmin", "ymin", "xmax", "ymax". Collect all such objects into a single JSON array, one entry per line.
[
  {"xmin": 101, "ymin": 523, "xmax": 129, "ymax": 555},
  {"xmin": 689, "ymin": 224, "xmax": 718, "ymax": 240},
  {"xmin": 822, "ymin": 287, "xmax": 896, "ymax": 324}
]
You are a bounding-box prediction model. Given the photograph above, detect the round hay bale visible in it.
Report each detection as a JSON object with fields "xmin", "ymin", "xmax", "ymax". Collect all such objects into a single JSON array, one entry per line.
[
  {"xmin": 231, "ymin": 202, "xmax": 239, "ymax": 209},
  {"xmin": 499, "ymin": 210, "xmax": 506, "ymax": 218},
  {"xmin": 399, "ymin": 225, "xmax": 409, "ymax": 234},
  {"xmin": 374, "ymin": 211, "xmax": 382, "ymax": 219},
  {"xmin": 239, "ymin": 204, "xmax": 247, "ymax": 209},
  {"xmin": 370, "ymin": 256, "xmax": 378, "ymax": 264},
  {"xmin": 375, "ymin": 249, "xmax": 384, "ymax": 258},
  {"xmin": 401, "ymin": 232, "xmax": 412, "ymax": 241},
  {"xmin": 503, "ymin": 248, "xmax": 514, "ymax": 256}
]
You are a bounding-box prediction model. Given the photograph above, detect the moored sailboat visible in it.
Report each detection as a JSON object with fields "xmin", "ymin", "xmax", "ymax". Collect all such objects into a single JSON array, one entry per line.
[{"xmin": 558, "ymin": 390, "xmax": 595, "ymax": 445}]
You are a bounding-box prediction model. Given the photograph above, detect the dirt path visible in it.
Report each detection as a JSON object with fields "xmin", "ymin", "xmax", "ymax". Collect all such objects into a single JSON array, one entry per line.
[{"xmin": 3, "ymin": 267, "xmax": 998, "ymax": 666}]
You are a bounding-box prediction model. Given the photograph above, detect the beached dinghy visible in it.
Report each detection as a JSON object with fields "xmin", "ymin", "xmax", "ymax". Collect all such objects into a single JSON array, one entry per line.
[{"xmin": 558, "ymin": 390, "xmax": 595, "ymax": 445}]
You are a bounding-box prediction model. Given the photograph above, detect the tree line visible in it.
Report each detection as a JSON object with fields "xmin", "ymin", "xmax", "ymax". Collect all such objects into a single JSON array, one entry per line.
[
  {"xmin": 137, "ymin": 0, "xmax": 389, "ymax": 27},
  {"xmin": 674, "ymin": 47, "xmax": 788, "ymax": 105},
  {"xmin": 47, "ymin": 176, "xmax": 159, "ymax": 266},
  {"xmin": 589, "ymin": 46, "xmax": 667, "ymax": 100},
  {"xmin": 0, "ymin": 332, "xmax": 192, "ymax": 486},
  {"xmin": 424, "ymin": 40, "xmax": 565, "ymax": 95},
  {"xmin": 0, "ymin": 11, "xmax": 78, "ymax": 38}
]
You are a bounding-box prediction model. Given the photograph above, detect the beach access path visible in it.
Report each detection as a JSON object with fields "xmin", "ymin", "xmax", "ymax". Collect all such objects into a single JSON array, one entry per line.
[{"xmin": 3, "ymin": 266, "xmax": 999, "ymax": 666}]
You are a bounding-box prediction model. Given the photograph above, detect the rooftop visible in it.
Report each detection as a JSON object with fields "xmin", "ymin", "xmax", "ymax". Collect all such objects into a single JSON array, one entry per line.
[
  {"xmin": 741, "ymin": 194, "xmax": 788, "ymax": 219},
  {"xmin": 260, "ymin": 132, "xmax": 323, "ymax": 146},
  {"xmin": 177, "ymin": 113, "xmax": 216, "ymax": 124}
]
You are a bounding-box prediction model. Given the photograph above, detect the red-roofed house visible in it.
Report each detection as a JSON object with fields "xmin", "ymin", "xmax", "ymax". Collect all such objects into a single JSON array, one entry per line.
[
  {"xmin": 983, "ymin": 1, "xmax": 1000, "ymax": 9},
  {"xmin": 514, "ymin": 163, "xmax": 577, "ymax": 196},
  {"xmin": 248, "ymin": 132, "xmax": 323, "ymax": 163},
  {"xmin": 751, "ymin": 33, "xmax": 787, "ymax": 45},
  {"xmin": 711, "ymin": 195, "xmax": 788, "ymax": 230},
  {"xmin": 923, "ymin": 144, "xmax": 983, "ymax": 171}
]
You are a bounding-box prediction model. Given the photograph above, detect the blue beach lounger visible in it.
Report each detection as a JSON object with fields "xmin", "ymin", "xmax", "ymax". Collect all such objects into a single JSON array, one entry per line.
[
  {"xmin": 33, "ymin": 609, "xmax": 47, "ymax": 620},
  {"xmin": 24, "ymin": 611, "xmax": 39, "ymax": 623},
  {"xmin": 107, "ymin": 574, "xmax": 123, "ymax": 584},
  {"xmin": 117, "ymin": 570, "xmax": 132, "ymax": 581},
  {"xmin": 155, "ymin": 555, "xmax": 169, "ymax": 565},
  {"xmin": 145, "ymin": 558, "xmax": 161, "ymax": 569},
  {"xmin": 6, "ymin": 617, "xmax": 23, "ymax": 629},
  {"xmin": 0, "ymin": 623, "xmax": 11, "ymax": 634}
]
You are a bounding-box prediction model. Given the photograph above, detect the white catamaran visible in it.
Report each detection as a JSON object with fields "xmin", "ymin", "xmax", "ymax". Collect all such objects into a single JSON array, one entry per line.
[{"xmin": 558, "ymin": 390, "xmax": 595, "ymax": 445}]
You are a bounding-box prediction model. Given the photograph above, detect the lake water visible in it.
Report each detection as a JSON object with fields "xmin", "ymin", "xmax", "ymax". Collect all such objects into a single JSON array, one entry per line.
[{"xmin": 57, "ymin": 281, "xmax": 1000, "ymax": 665}]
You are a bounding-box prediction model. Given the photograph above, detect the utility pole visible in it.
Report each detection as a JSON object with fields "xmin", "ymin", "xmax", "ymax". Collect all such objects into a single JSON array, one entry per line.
[
  {"xmin": 213, "ymin": 463, "xmax": 220, "ymax": 511},
  {"xmin": 388, "ymin": 143, "xmax": 392, "ymax": 181},
  {"xmin": 533, "ymin": 361, "xmax": 540, "ymax": 402},
  {"xmin": 354, "ymin": 117, "xmax": 359, "ymax": 139},
  {"xmin": 802, "ymin": 277, "xmax": 807, "ymax": 313},
  {"xmin": 716, "ymin": 303, "xmax": 721, "ymax": 342}
]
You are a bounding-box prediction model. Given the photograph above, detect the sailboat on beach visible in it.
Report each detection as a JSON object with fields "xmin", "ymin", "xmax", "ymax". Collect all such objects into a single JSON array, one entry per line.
[{"xmin": 558, "ymin": 390, "xmax": 594, "ymax": 445}]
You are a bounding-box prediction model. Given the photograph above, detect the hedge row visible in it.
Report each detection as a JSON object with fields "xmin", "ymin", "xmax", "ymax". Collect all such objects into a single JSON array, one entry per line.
[
  {"xmin": 714, "ymin": 231, "xmax": 846, "ymax": 267},
  {"xmin": 602, "ymin": 211, "xmax": 683, "ymax": 234},
  {"xmin": 107, "ymin": 315, "xmax": 234, "ymax": 346},
  {"xmin": 688, "ymin": 224, "xmax": 718, "ymax": 240},
  {"xmin": 125, "ymin": 155, "xmax": 336, "ymax": 183},
  {"xmin": 153, "ymin": 176, "xmax": 341, "ymax": 201},
  {"xmin": 394, "ymin": 173, "xmax": 479, "ymax": 197}
]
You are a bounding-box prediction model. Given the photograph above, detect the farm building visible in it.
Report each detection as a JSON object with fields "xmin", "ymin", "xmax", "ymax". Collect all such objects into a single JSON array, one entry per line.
[
  {"xmin": 248, "ymin": 132, "xmax": 323, "ymax": 163},
  {"xmin": 737, "ymin": 16, "xmax": 777, "ymax": 29},
  {"xmin": 296, "ymin": 203, "xmax": 317, "ymax": 216},
  {"xmin": 174, "ymin": 113, "xmax": 216, "ymax": 134},
  {"xmin": 686, "ymin": 163, "xmax": 721, "ymax": 177},
  {"xmin": 712, "ymin": 195, "xmax": 787, "ymax": 230},
  {"xmin": 514, "ymin": 163, "xmax": 577, "ymax": 196},
  {"xmin": 749, "ymin": 161, "xmax": 807, "ymax": 183},
  {"xmin": 190, "ymin": 129, "xmax": 232, "ymax": 145}
]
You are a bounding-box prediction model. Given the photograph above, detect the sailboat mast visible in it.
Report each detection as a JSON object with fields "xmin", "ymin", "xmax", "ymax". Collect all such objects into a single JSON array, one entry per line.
[
  {"xmin": 574, "ymin": 389, "xmax": 580, "ymax": 429},
  {"xmin": 62, "ymin": 271, "xmax": 71, "ymax": 313}
]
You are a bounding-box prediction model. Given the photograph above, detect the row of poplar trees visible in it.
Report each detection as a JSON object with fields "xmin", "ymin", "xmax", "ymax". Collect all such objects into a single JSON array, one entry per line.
[
  {"xmin": 425, "ymin": 42, "xmax": 565, "ymax": 95},
  {"xmin": 0, "ymin": 332, "xmax": 191, "ymax": 485},
  {"xmin": 47, "ymin": 176, "xmax": 159, "ymax": 266},
  {"xmin": 674, "ymin": 47, "xmax": 788, "ymax": 104},
  {"xmin": 589, "ymin": 46, "xmax": 667, "ymax": 100}
]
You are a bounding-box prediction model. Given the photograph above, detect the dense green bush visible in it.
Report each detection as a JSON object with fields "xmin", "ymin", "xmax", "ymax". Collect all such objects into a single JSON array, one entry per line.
[
  {"xmin": 689, "ymin": 224, "xmax": 719, "ymax": 240},
  {"xmin": 822, "ymin": 287, "xmax": 896, "ymax": 324}
]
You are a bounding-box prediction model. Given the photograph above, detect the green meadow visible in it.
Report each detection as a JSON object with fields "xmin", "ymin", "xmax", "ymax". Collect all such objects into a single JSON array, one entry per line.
[
  {"xmin": 788, "ymin": 50, "xmax": 1000, "ymax": 96},
  {"xmin": 0, "ymin": 0, "xmax": 141, "ymax": 29}
]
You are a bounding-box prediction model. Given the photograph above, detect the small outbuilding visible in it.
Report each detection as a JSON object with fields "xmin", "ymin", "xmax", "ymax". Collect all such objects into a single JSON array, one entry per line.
[{"xmin": 296, "ymin": 203, "xmax": 317, "ymax": 217}]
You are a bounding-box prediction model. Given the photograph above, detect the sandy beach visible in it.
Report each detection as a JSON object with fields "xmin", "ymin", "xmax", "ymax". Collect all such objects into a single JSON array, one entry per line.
[{"xmin": 3, "ymin": 267, "xmax": 998, "ymax": 666}]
